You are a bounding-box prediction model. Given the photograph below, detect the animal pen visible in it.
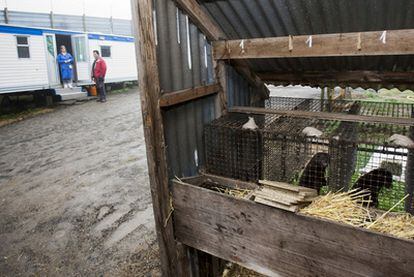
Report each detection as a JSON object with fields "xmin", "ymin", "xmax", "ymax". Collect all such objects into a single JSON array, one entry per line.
[{"xmin": 132, "ymin": 0, "xmax": 414, "ymax": 276}]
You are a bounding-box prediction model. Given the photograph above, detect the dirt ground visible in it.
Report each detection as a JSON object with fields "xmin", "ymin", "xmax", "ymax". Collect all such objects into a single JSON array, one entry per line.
[{"xmin": 0, "ymin": 88, "xmax": 161, "ymax": 276}]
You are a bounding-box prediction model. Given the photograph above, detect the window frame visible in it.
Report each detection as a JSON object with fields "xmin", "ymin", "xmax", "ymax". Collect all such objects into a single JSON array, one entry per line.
[
  {"xmin": 16, "ymin": 35, "xmax": 31, "ymax": 59},
  {"xmin": 100, "ymin": 45, "xmax": 112, "ymax": 58}
]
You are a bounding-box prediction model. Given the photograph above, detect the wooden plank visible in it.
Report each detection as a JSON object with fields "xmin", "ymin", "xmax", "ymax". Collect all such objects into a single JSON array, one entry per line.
[
  {"xmin": 258, "ymin": 71, "xmax": 414, "ymax": 88},
  {"xmin": 131, "ymin": 0, "xmax": 190, "ymax": 276},
  {"xmin": 213, "ymin": 29, "xmax": 414, "ymax": 60},
  {"xmin": 159, "ymin": 83, "xmax": 220, "ymax": 107},
  {"xmin": 173, "ymin": 181, "xmax": 414, "ymax": 277},
  {"xmin": 229, "ymin": 106, "xmax": 414, "ymax": 126},
  {"xmin": 254, "ymin": 197, "xmax": 300, "ymax": 212}
]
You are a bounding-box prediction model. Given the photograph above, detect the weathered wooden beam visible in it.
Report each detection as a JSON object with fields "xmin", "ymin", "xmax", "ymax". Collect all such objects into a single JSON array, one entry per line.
[
  {"xmin": 174, "ymin": 0, "xmax": 225, "ymax": 41},
  {"xmin": 173, "ymin": 181, "xmax": 414, "ymax": 276},
  {"xmin": 229, "ymin": 106, "xmax": 414, "ymax": 126},
  {"xmin": 159, "ymin": 83, "xmax": 220, "ymax": 107},
  {"xmin": 131, "ymin": 0, "xmax": 190, "ymax": 276},
  {"xmin": 258, "ymin": 71, "xmax": 414, "ymax": 87},
  {"xmin": 214, "ymin": 29, "xmax": 414, "ymax": 59}
]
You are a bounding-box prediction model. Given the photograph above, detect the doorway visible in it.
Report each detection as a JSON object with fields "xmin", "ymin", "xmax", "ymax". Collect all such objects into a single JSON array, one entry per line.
[{"xmin": 55, "ymin": 34, "xmax": 78, "ymax": 82}]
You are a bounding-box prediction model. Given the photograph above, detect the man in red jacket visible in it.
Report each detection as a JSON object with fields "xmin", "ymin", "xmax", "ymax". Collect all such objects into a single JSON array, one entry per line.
[{"xmin": 92, "ymin": 50, "xmax": 108, "ymax": 102}]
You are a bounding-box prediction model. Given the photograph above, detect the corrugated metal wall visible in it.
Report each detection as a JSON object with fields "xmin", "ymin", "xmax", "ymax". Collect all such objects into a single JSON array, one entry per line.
[
  {"xmin": 85, "ymin": 16, "xmax": 112, "ymax": 34},
  {"xmin": 0, "ymin": 9, "xmax": 5, "ymax": 24},
  {"xmin": 54, "ymin": 14, "xmax": 84, "ymax": 31},
  {"xmin": 1, "ymin": 10, "xmax": 132, "ymax": 36},
  {"xmin": 226, "ymin": 65, "xmax": 251, "ymax": 107},
  {"xmin": 8, "ymin": 10, "xmax": 51, "ymax": 28},
  {"xmin": 155, "ymin": 0, "xmax": 252, "ymax": 178}
]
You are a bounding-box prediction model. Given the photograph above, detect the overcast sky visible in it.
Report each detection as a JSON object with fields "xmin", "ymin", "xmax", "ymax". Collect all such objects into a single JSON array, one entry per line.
[{"xmin": 0, "ymin": 0, "xmax": 132, "ymax": 19}]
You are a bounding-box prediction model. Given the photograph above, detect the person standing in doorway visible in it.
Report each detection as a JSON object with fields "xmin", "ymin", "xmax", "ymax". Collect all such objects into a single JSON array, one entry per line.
[
  {"xmin": 57, "ymin": 45, "xmax": 74, "ymax": 89},
  {"xmin": 92, "ymin": 50, "xmax": 107, "ymax": 103}
]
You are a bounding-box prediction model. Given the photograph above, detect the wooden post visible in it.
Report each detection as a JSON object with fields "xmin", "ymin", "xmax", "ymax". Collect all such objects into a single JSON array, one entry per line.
[
  {"xmin": 131, "ymin": 0, "xmax": 190, "ymax": 275},
  {"xmin": 320, "ymin": 87, "xmax": 325, "ymax": 112},
  {"xmin": 406, "ymin": 109, "xmax": 414, "ymax": 214}
]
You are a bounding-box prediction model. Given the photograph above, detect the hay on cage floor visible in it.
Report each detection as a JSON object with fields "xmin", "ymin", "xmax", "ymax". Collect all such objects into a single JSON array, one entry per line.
[
  {"xmin": 300, "ymin": 190, "xmax": 414, "ymax": 240},
  {"xmin": 299, "ymin": 189, "xmax": 373, "ymax": 227},
  {"xmin": 368, "ymin": 213, "xmax": 414, "ymax": 240}
]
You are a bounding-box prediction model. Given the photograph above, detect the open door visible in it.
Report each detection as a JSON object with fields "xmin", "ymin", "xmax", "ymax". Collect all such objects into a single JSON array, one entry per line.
[
  {"xmin": 72, "ymin": 34, "xmax": 90, "ymax": 83},
  {"xmin": 44, "ymin": 33, "xmax": 60, "ymax": 87}
]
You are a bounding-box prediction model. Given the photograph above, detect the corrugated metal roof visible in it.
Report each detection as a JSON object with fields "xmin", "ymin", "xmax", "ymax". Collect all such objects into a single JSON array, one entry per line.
[{"xmin": 200, "ymin": 0, "xmax": 414, "ymax": 88}]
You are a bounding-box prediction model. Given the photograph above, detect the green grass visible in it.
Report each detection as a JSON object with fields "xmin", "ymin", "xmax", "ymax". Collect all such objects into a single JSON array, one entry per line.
[
  {"xmin": 0, "ymin": 107, "xmax": 53, "ymax": 121},
  {"xmin": 353, "ymin": 88, "xmax": 414, "ymax": 104},
  {"xmin": 377, "ymin": 181, "xmax": 406, "ymax": 212}
]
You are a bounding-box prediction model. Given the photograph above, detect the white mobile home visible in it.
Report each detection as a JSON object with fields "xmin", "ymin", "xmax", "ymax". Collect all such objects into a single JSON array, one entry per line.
[{"xmin": 0, "ymin": 24, "xmax": 138, "ymax": 96}]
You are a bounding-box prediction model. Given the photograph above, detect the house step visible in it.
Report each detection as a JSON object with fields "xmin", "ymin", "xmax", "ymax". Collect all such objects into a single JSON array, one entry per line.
[{"xmin": 54, "ymin": 87, "xmax": 88, "ymax": 101}]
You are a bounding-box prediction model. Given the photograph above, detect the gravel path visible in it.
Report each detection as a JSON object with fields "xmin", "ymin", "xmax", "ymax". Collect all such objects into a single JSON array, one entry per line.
[{"xmin": 0, "ymin": 89, "xmax": 160, "ymax": 276}]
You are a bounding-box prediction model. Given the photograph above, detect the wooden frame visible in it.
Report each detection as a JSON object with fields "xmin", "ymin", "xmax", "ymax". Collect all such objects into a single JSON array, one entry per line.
[
  {"xmin": 213, "ymin": 29, "xmax": 414, "ymax": 60},
  {"xmin": 173, "ymin": 180, "xmax": 414, "ymax": 276},
  {"xmin": 159, "ymin": 83, "xmax": 220, "ymax": 107}
]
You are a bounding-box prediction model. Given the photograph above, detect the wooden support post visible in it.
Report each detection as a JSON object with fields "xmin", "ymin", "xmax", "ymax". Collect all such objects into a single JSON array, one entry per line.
[
  {"xmin": 405, "ymin": 109, "xmax": 414, "ymax": 214},
  {"xmin": 131, "ymin": 0, "xmax": 190, "ymax": 275},
  {"xmin": 320, "ymin": 87, "xmax": 325, "ymax": 112}
]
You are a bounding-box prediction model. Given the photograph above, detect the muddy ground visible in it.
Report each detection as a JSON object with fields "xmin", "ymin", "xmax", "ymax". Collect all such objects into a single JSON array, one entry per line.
[{"xmin": 0, "ymin": 88, "xmax": 161, "ymax": 276}]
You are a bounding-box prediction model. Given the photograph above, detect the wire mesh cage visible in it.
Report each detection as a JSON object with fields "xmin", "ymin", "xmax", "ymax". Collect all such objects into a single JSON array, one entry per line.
[
  {"xmin": 204, "ymin": 113, "xmax": 279, "ymax": 181},
  {"xmin": 204, "ymin": 99, "xmax": 414, "ymax": 213}
]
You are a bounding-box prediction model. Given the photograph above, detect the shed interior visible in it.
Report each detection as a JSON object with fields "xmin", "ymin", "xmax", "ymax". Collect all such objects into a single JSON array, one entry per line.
[{"xmin": 133, "ymin": 0, "xmax": 414, "ymax": 276}]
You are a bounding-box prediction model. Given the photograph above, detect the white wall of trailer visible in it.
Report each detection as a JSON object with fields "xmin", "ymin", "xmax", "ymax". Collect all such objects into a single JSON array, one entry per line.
[
  {"xmin": 88, "ymin": 39, "xmax": 138, "ymax": 83},
  {"xmin": 0, "ymin": 33, "xmax": 49, "ymax": 93}
]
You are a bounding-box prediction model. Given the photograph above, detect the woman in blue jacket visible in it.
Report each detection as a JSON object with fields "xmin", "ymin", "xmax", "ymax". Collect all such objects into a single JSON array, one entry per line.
[{"xmin": 57, "ymin": 45, "xmax": 74, "ymax": 88}]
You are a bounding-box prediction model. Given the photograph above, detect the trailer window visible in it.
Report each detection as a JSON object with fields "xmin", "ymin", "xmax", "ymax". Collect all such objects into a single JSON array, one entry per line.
[
  {"xmin": 16, "ymin": 36, "xmax": 30, "ymax": 58},
  {"xmin": 100, "ymin": 46, "xmax": 111, "ymax": 58},
  {"xmin": 73, "ymin": 36, "xmax": 87, "ymax": 62}
]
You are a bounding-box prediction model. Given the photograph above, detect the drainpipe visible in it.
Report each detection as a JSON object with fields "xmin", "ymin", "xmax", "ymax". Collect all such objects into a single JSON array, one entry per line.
[
  {"xmin": 110, "ymin": 16, "xmax": 114, "ymax": 34},
  {"xmin": 50, "ymin": 11, "xmax": 54, "ymax": 28},
  {"xmin": 4, "ymin": 7, "xmax": 9, "ymax": 24},
  {"xmin": 82, "ymin": 14, "xmax": 87, "ymax": 32}
]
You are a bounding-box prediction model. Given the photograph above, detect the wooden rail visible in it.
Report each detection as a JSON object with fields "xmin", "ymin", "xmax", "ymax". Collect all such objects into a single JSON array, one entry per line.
[
  {"xmin": 229, "ymin": 106, "xmax": 414, "ymax": 126},
  {"xmin": 214, "ymin": 29, "xmax": 414, "ymax": 60},
  {"xmin": 159, "ymin": 84, "xmax": 220, "ymax": 107}
]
